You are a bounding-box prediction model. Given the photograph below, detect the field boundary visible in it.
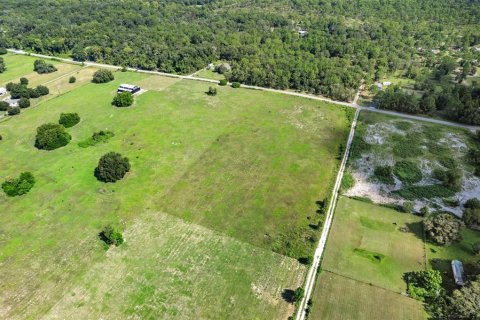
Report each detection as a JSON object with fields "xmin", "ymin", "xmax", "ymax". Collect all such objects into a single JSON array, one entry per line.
[{"xmin": 295, "ymin": 108, "xmax": 359, "ymax": 320}]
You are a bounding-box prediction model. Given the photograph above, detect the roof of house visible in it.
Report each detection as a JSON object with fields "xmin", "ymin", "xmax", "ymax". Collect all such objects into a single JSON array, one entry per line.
[
  {"xmin": 452, "ymin": 260, "xmax": 465, "ymax": 286},
  {"xmin": 118, "ymin": 84, "xmax": 139, "ymax": 90}
]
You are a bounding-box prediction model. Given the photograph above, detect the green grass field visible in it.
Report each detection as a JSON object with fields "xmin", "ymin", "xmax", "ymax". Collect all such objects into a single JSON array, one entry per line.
[
  {"xmin": 310, "ymin": 271, "xmax": 426, "ymax": 320},
  {"xmin": 311, "ymin": 197, "xmax": 426, "ymax": 320},
  {"xmin": 193, "ymin": 68, "xmax": 226, "ymax": 81},
  {"xmin": 0, "ymin": 57, "xmax": 352, "ymax": 318},
  {"xmin": 321, "ymin": 197, "xmax": 425, "ymax": 293}
]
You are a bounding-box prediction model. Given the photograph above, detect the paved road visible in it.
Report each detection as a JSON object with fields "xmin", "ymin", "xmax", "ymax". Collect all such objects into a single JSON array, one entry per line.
[
  {"xmin": 7, "ymin": 49, "xmax": 479, "ymax": 132},
  {"xmin": 295, "ymin": 108, "xmax": 359, "ymax": 320}
]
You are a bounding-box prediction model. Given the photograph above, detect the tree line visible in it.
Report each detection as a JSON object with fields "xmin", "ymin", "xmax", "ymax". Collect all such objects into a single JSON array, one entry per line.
[{"xmin": 0, "ymin": 0, "xmax": 479, "ymax": 101}]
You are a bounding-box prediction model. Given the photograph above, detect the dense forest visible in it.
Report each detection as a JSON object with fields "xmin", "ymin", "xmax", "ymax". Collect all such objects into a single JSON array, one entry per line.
[{"xmin": 1, "ymin": 0, "xmax": 479, "ymax": 101}]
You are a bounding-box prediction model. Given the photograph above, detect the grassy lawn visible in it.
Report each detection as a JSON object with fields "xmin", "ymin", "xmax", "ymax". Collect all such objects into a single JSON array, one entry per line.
[
  {"xmin": 0, "ymin": 64, "xmax": 351, "ymax": 317},
  {"xmin": 321, "ymin": 197, "xmax": 425, "ymax": 293},
  {"xmin": 310, "ymin": 271, "xmax": 426, "ymax": 320},
  {"xmin": 193, "ymin": 68, "xmax": 226, "ymax": 81}
]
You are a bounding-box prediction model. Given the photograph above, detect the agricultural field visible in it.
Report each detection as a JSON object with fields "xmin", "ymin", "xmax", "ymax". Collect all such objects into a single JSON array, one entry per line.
[
  {"xmin": 0, "ymin": 56, "xmax": 352, "ymax": 318},
  {"xmin": 311, "ymin": 196, "xmax": 426, "ymax": 319},
  {"xmin": 344, "ymin": 111, "xmax": 480, "ymax": 216}
]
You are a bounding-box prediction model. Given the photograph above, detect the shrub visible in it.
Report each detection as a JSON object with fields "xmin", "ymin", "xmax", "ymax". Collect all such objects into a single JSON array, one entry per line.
[
  {"xmin": 99, "ymin": 225, "xmax": 124, "ymax": 247},
  {"xmin": 9, "ymin": 83, "xmax": 29, "ymax": 99},
  {"xmin": 69, "ymin": 76, "xmax": 76, "ymax": 83},
  {"xmin": 112, "ymin": 91, "xmax": 133, "ymax": 107},
  {"xmin": 340, "ymin": 170, "xmax": 355, "ymax": 192},
  {"xmin": 373, "ymin": 165, "xmax": 395, "ymax": 184},
  {"xmin": 78, "ymin": 130, "xmax": 114, "ymax": 148},
  {"xmin": 36, "ymin": 85, "xmax": 49, "ymax": 96},
  {"xmin": 0, "ymin": 134, "xmax": 2, "ymax": 140},
  {"xmin": 424, "ymin": 213, "xmax": 464, "ymax": 246},
  {"xmin": 92, "ymin": 69, "xmax": 114, "ymax": 83},
  {"xmin": 19, "ymin": 77, "xmax": 29, "ymax": 85},
  {"xmin": 292, "ymin": 287, "xmax": 305, "ymax": 303},
  {"xmin": 94, "ymin": 152, "xmax": 130, "ymax": 182},
  {"xmin": 231, "ymin": 82, "xmax": 241, "ymax": 88},
  {"xmin": 0, "ymin": 101, "xmax": 9, "ymax": 111},
  {"xmin": 58, "ymin": 113, "xmax": 80, "ymax": 128},
  {"xmin": 394, "ymin": 184, "xmax": 455, "ymax": 200},
  {"xmin": 18, "ymin": 98, "xmax": 30, "ymax": 109},
  {"xmin": 0, "ymin": 47, "xmax": 7, "ymax": 55},
  {"xmin": 206, "ymin": 86, "xmax": 217, "ymax": 96},
  {"xmin": 2, "ymin": 172, "xmax": 35, "ymax": 197},
  {"xmin": 403, "ymin": 201, "xmax": 414, "ymax": 213},
  {"xmin": 219, "ymin": 79, "xmax": 227, "ymax": 86},
  {"xmin": 7, "ymin": 106, "xmax": 20, "ymax": 115},
  {"xmin": 0, "ymin": 57, "xmax": 5, "ymax": 73},
  {"xmin": 35, "ymin": 123, "xmax": 71, "ymax": 150},
  {"xmin": 463, "ymin": 198, "xmax": 480, "ymax": 227},
  {"xmin": 393, "ymin": 160, "xmax": 422, "ymax": 183},
  {"xmin": 33, "ymin": 59, "xmax": 57, "ymax": 74},
  {"xmin": 433, "ymin": 168, "xmax": 463, "ymax": 191},
  {"xmin": 27, "ymin": 88, "xmax": 40, "ymax": 98}
]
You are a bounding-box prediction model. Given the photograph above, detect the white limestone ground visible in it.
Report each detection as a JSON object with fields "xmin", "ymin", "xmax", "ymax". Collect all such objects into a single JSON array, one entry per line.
[{"xmin": 345, "ymin": 119, "xmax": 479, "ymax": 217}]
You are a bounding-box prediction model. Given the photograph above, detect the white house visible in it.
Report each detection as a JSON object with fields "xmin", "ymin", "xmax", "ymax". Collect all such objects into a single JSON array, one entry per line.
[
  {"xmin": 117, "ymin": 84, "xmax": 140, "ymax": 94},
  {"xmin": 0, "ymin": 87, "xmax": 6, "ymax": 96}
]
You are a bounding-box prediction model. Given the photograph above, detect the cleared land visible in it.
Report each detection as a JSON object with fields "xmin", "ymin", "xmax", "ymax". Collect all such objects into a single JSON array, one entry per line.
[
  {"xmin": 321, "ymin": 197, "xmax": 425, "ymax": 293},
  {"xmin": 192, "ymin": 68, "xmax": 226, "ymax": 81},
  {"xmin": 310, "ymin": 271, "xmax": 426, "ymax": 320},
  {"xmin": 0, "ymin": 59, "xmax": 351, "ymax": 318},
  {"xmin": 345, "ymin": 111, "xmax": 479, "ymax": 216}
]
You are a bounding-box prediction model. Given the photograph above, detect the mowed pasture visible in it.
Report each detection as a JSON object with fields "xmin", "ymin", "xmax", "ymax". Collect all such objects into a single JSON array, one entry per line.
[
  {"xmin": 0, "ymin": 59, "xmax": 351, "ymax": 318},
  {"xmin": 312, "ymin": 197, "xmax": 426, "ymax": 319},
  {"xmin": 310, "ymin": 272, "xmax": 426, "ymax": 320},
  {"xmin": 321, "ymin": 197, "xmax": 425, "ymax": 293}
]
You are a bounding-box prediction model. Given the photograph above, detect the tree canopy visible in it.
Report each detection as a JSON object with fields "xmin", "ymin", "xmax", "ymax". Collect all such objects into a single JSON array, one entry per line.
[
  {"xmin": 58, "ymin": 112, "xmax": 80, "ymax": 128},
  {"xmin": 2, "ymin": 172, "xmax": 35, "ymax": 197},
  {"xmin": 34, "ymin": 123, "xmax": 71, "ymax": 150},
  {"xmin": 424, "ymin": 213, "xmax": 464, "ymax": 246},
  {"xmin": 94, "ymin": 152, "xmax": 130, "ymax": 183},
  {"xmin": 92, "ymin": 69, "xmax": 114, "ymax": 83},
  {"xmin": 112, "ymin": 92, "xmax": 133, "ymax": 107}
]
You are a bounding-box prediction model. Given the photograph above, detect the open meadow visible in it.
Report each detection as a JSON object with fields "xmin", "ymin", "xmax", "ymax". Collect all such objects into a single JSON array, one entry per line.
[{"xmin": 0, "ymin": 55, "xmax": 352, "ymax": 318}]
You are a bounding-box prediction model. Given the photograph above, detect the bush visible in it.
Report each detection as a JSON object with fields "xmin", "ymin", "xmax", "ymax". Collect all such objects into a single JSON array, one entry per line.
[
  {"xmin": 206, "ymin": 86, "xmax": 217, "ymax": 96},
  {"xmin": 463, "ymin": 198, "xmax": 480, "ymax": 227},
  {"xmin": 403, "ymin": 201, "xmax": 414, "ymax": 213},
  {"xmin": 219, "ymin": 79, "xmax": 227, "ymax": 86},
  {"xmin": 0, "ymin": 57, "xmax": 5, "ymax": 73},
  {"xmin": 292, "ymin": 287, "xmax": 305, "ymax": 303},
  {"xmin": 99, "ymin": 225, "xmax": 124, "ymax": 247},
  {"xmin": 2, "ymin": 172, "xmax": 35, "ymax": 197},
  {"xmin": 28, "ymin": 88, "xmax": 40, "ymax": 98},
  {"xmin": 112, "ymin": 91, "xmax": 133, "ymax": 107},
  {"xmin": 424, "ymin": 213, "xmax": 464, "ymax": 246},
  {"xmin": 69, "ymin": 76, "xmax": 76, "ymax": 83},
  {"xmin": 9, "ymin": 83, "xmax": 29, "ymax": 99},
  {"xmin": 0, "ymin": 47, "xmax": 7, "ymax": 55},
  {"xmin": 393, "ymin": 160, "xmax": 422, "ymax": 184},
  {"xmin": 404, "ymin": 269, "xmax": 443, "ymax": 301},
  {"xmin": 58, "ymin": 113, "xmax": 80, "ymax": 128},
  {"xmin": 433, "ymin": 168, "xmax": 463, "ymax": 191},
  {"xmin": 94, "ymin": 152, "xmax": 130, "ymax": 182},
  {"xmin": 20, "ymin": 77, "xmax": 28, "ymax": 85},
  {"xmin": 36, "ymin": 85, "xmax": 49, "ymax": 96},
  {"xmin": 78, "ymin": 130, "xmax": 114, "ymax": 148},
  {"xmin": 92, "ymin": 69, "xmax": 114, "ymax": 83},
  {"xmin": 33, "ymin": 59, "xmax": 57, "ymax": 74},
  {"xmin": 0, "ymin": 101, "xmax": 9, "ymax": 111},
  {"xmin": 18, "ymin": 98, "xmax": 30, "ymax": 109},
  {"xmin": 340, "ymin": 170, "xmax": 355, "ymax": 192},
  {"xmin": 231, "ymin": 82, "xmax": 241, "ymax": 88},
  {"xmin": 7, "ymin": 106, "xmax": 20, "ymax": 115},
  {"xmin": 35, "ymin": 123, "xmax": 71, "ymax": 150},
  {"xmin": 373, "ymin": 165, "xmax": 395, "ymax": 184}
]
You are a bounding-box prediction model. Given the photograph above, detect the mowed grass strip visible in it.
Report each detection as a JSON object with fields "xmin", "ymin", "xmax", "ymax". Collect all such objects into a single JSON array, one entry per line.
[
  {"xmin": 322, "ymin": 197, "xmax": 425, "ymax": 292},
  {"xmin": 310, "ymin": 272, "xmax": 426, "ymax": 320},
  {"xmin": 42, "ymin": 212, "xmax": 306, "ymax": 320},
  {"xmin": 0, "ymin": 67, "xmax": 350, "ymax": 317}
]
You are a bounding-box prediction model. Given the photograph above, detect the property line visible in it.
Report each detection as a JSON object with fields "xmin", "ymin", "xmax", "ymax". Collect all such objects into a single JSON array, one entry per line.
[
  {"xmin": 7, "ymin": 49, "xmax": 479, "ymax": 132},
  {"xmin": 296, "ymin": 108, "xmax": 359, "ymax": 320}
]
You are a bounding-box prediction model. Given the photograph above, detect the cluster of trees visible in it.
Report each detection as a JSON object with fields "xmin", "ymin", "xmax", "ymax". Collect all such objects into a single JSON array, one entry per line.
[
  {"xmin": 33, "ymin": 59, "xmax": 57, "ymax": 74},
  {"xmin": 94, "ymin": 152, "xmax": 130, "ymax": 183},
  {"xmin": 463, "ymin": 198, "xmax": 480, "ymax": 228},
  {"xmin": 374, "ymin": 60, "xmax": 480, "ymax": 125},
  {"xmin": 58, "ymin": 113, "xmax": 80, "ymax": 128},
  {"xmin": 92, "ymin": 69, "xmax": 114, "ymax": 83},
  {"xmin": 6, "ymin": 79, "xmax": 49, "ymax": 100},
  {"xmin": 112, "ymin": 92, "xmax": 133, "ymax": 107},
  {"xmin": 405, "ymin": 268, "xmax": 480, "ymax": 319},
  {"xmin": 34, "ymin": 123, "xmax": 71, "ymax": 150},
  {"xmin": 1, "ymin": 172, "xmax": 35, "ymax": 197},
  {"xmin": 1, "ymin": 0, "xmax": 478, "ymax": 101}
]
